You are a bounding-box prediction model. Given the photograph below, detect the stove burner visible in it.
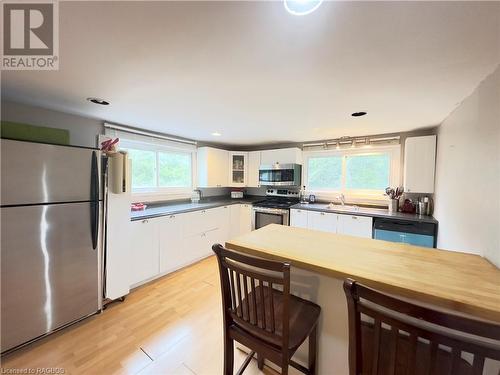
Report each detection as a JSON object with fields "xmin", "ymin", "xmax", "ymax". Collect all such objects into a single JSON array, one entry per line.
[{"xmin": 253, "ymin": 197, "xmax": 300, "ymax": 209}]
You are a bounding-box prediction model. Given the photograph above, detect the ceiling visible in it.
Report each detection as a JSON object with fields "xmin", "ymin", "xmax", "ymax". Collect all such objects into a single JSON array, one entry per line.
[{"xmin": 2, "ymin": 1, "xmax": 500, "ymax": 145}]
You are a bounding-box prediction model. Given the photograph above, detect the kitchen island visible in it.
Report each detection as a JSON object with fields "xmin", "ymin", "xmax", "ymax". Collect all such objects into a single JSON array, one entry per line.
[{"xmin": 226, "ymin": 224, "xmax": 500, "ymax": 374}]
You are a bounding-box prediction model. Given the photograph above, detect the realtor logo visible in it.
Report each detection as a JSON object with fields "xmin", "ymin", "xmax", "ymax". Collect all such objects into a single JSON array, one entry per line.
[{"xmin": 2, "ymin": 1, "xmax": 59, "ymax": 70}]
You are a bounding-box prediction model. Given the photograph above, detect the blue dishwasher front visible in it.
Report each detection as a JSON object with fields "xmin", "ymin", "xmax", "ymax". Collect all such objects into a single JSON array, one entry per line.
[
  {"xmin": 372, "ymin": 218, "xmax": 437, "ymax": 248},
  {"xmin": 374, "ymin": 229, "xmax": 434, "ymax": 248}
]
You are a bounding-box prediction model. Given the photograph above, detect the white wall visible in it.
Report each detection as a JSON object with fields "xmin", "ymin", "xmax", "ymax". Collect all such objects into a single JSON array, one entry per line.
[
  {"xmin": 434, "ymin": 65, "xmax": 500, "ymax": 267},
  {"xmin": 1, "ymin": 100, "xmax": 103, "ymax": 148}
]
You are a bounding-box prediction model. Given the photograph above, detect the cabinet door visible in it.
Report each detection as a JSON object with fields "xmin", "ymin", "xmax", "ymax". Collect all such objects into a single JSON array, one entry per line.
[
  {"xmin": 240, "ymin": 204, "xmax": 253, "ymax": 235},
  {"xmin": 404, "ymin": 135, "xmax": 436, "ymax": 193},
  {"xmin": 260, "ymin": 148, "xmax": 302, "ymax": 165},
  {"xmin": 290, "ymin": 209, "xmax": 308, "ymax": 228},
  {"xmin": 338, "ymin": 214, "xmax": 373, "ymax": 238},
  {"xmin": 183, "ymin": 232, "xmax": 208, "ymax": 262},
  {"xmin": 248, "ymin": 151, "xmax": 261, "ymax": 187},
  {"xmin": 129, "ymin": 219, "xmax": 159, "ymax": 286},
  {"xmin": 215, "ymin": 205, "xmax": 231, "ymax": 244},
  {"xmin": 197, "ymin": 147, "xmax": 229, "ymax": 187},
  {"xmin": 229, "ymin": 204, "xmax": 242, "ymax": 238},
  {"xmin": 229, "ymin": 152, "xmax": 248, "ymax": 187},
  {"xmin": 308, "ymin": 211, "xmax": 338, "ymax": 233},
  {"xmin": 158, "ymin": 214, "xmax": 186, "ymax": 274}
]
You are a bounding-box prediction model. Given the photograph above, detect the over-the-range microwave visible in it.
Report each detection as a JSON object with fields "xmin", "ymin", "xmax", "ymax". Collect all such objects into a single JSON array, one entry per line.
[{"xmin": 258, "ymin": 163, "xmax": 302, "ymax": 187}]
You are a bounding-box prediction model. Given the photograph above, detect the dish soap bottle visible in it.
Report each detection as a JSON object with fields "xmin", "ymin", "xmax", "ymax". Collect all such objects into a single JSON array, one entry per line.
[{"xmin": 299, "ymin": 186, "xmax": 308, "ymax": 204}]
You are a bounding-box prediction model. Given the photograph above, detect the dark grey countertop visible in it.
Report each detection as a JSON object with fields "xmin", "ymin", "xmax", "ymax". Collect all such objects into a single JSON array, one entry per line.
[
  {"xmin": 130, "ymin": 196, "xmax": 264, "ymax": 221},
  {"xmin": 290, "ymin": 203, "xmax": 438, "ymax": 224}
]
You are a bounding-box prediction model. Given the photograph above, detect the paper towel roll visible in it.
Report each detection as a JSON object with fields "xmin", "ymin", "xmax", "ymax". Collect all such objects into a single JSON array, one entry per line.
[{"xmin": 109, "ymin": 152, "xmax": 124, "ymax": 194}]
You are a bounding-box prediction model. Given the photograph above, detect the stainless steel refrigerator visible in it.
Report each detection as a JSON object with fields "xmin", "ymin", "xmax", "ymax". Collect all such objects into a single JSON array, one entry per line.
[{"xmin": 1, "ymin": 139, "xmax": 103, "ymax": 353}]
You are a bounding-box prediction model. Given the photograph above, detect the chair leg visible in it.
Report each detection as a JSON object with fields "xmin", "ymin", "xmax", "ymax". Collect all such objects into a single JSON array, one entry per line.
[
  {"xmin": 308, "ymin": 325, "xmax": 318, "ymax": 375},
  {"xmin": 281, "ymin": 362, "xmax": 289, "ymax": 375},
  {"xmin": 224, "ymin": 336, "xmax": 234, "ymax": 375},
  {"xmin": 257, "ymin": 353, "xmax": 264, "ymax": 370}
]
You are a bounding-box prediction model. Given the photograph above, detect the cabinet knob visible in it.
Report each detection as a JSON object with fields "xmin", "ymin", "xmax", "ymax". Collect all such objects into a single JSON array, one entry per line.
[
  {"xmin": 142, "ymin": 219, "xmax": 148, "ymax": 224},
  {"xmin": 320, "ymin": 212, "xmax": 325, "ymax": 216},
  {"xmin": 169, "ymin": 215, "xmax": 175, "ymax": 219},
  {"xmin": 352, "ymin": 216, "xmax": 358, "ymax": 220}
]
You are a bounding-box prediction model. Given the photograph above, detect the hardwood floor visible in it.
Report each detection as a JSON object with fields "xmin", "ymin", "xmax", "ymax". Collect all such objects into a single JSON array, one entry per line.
[{"xmin": 1, "ymin": 256, "xmax": 299, "ymax": 375}]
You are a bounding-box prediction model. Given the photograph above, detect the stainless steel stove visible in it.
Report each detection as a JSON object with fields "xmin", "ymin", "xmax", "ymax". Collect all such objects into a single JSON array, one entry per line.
[{"xmin": 252, "ymin": 189, "xmax": 300, "ymax": 230}]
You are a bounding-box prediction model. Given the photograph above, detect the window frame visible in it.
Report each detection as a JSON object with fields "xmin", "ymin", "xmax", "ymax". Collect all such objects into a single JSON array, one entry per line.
[
  {"xmin": 303, "ymin": 145, "xmax": 401, "ymax": 204},
  {"xmin": 119, "ymin": 139, "xmax": 196, "ymax": 199}
]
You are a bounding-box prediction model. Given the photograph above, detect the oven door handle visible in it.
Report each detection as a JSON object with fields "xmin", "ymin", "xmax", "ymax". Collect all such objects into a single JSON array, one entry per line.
[{"xmin": 252, "ymin": 207, "xmax": 289, "ymax": 215}]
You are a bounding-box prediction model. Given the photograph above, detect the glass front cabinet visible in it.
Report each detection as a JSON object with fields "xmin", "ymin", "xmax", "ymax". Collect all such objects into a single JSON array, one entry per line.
[{"xmin": 229, "ymin": 152, "xmax": 248, "ymax": 187}]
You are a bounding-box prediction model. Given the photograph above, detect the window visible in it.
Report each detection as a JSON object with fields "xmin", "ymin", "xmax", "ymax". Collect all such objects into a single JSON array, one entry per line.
[
  {"xmin": 304, "ymin": 146, "xmax": 400, "ymax": 202},
  {"xmin": 125, "ymin": 148, "xmax": 192, "ymax": 191}
]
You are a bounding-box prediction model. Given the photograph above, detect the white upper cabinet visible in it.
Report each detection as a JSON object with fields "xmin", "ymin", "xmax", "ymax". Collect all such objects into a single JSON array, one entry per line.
[
  {"xmin": 260, "ymin": 147, "xmax": 302, "ymax": 165},
  {"xmin": 248, "ymin": 151, "xmax": 261, "ymax": 188},
  {"xmin": 308, "ymin": 211, "xmax": 338, "ymax": 233},
  {"xmin": 403, "ymin": 135, "xmax": 437, "ymax": 194},
  {"xmin": 337, "ymin": 214, "xmax": 373, "ymax": 239},
  {"xmin": 197, "ymin": 147, "xmax": 229, "ymax": 188},
  {"xmin": 229, "ymin": 152, "xmax": 248, "ymax": 187}
]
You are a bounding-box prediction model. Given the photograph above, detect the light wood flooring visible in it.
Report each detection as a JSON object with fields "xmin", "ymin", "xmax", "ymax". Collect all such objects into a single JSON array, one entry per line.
[{"xmin": 1, "ymin": 256, "xmax": 301, "ymax": 375}]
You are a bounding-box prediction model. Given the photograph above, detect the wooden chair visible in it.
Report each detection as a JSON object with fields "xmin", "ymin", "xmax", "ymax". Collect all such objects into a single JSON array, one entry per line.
[
  {"xmin": 343, "ymin": 278, "xmax": 500, "ymax": 375},
  {"xmin": 212, "ymin": 244, "xmax": 321, "ymax": 375}
]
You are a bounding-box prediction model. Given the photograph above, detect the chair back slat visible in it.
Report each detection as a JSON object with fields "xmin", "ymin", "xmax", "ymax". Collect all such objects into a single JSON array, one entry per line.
[
  {"xmin": 343, "ymin": 279, "xmax": 500, "ymax": 375},
  {"xmin": 250, "ymin": 278, "xmax": 257, "ymax": 325},
  {"xmin": 371, "ymin": 319, "xmax": 381, "ymax": 375},
  {"xmin": 260, "ymin": 280, "xmax": 267, "ymax": 330},
  {"xmin": 471, "ymin": 355, "xmax": 485, "ymax": 375},
  {"xmin": 229, "ymin": 269, "xmax": 236, "ymax": 311},
  {"xmin": 269, "ymin": 282, "xmax": 275, "ymax": 333},
  {"xmin": 213, "ymin": 243, "xmax": 291, "ymax": 349},
  {"xmin": 387, "ymin": 326, "xmax": 398, "ymax": 375}
]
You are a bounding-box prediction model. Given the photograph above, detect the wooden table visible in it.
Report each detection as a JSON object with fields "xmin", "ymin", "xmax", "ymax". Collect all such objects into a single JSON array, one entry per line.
[{"xmin": 226, "ymin": 224, "xmax": 500, "ymax": 374}]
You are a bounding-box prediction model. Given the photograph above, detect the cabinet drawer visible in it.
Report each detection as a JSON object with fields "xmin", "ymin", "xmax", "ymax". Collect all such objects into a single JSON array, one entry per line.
[{"xmin": 338, "ymin": 214, "xmax": 373, "ymax": 239}]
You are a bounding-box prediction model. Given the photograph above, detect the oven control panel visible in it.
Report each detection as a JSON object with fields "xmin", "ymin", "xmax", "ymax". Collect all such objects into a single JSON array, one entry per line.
[{"xmin": 265, "ymin": 189, "xmax": 299, "ymax": 197}]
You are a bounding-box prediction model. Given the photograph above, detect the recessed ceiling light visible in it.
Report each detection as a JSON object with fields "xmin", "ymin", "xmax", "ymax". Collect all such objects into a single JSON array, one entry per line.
[
  {"xmin": 87, "ymin": 97, "xmax": 110, "ymax": 105},
  {"xmin": 351, "ymin": 112, "xmax": 367, "ymax": 117},
  {"xmin": 284, "ymin": 0, "xmax": 323, "ymax": 16},
  {"xmin": 211, "ymin": 132, "xmax": 222, "ymax": 137}
]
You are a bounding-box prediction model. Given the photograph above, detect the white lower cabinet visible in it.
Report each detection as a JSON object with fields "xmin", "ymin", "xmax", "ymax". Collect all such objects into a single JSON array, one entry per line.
[
  {"xmin": 128, "ymin": 203, "xmax": 254, "ymax": 289},
  {"xmin": 307, "ymin": 211, "xmax": 338, "ymax": 233},
  {"xmin": 229, "ymin": 204, "xmax": 242, "ymax": 238},
  {"xmin": 337, "ymin": 214, "xmax": 373, "ymax": 238},
  {"xmin": 290, "ymin": 209, "xmax": 374, "ymax": 239},
  {"xmin": 129, "ymin": 218, "xmax": 160, "ymax": 286},
  {"xmin": 290, "ymin": 209, "xmax": 308, "ymax": 228},
  {"xmin": 158, "ymin": 214, "xmax": 186, "ymax": 274},
  {"xmin": 240, "ymin": 204, "xmax": 253, "ymax": 234}
]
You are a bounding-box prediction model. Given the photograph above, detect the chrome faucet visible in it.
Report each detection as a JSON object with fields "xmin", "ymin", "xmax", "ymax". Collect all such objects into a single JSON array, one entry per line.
[
  {"xmin": 337, "ymin": 193, "xmax": 346, "ymax": 206},
  {"xmin": 193, "ymin": 189, "xmax": 203, "ymax": 200}
]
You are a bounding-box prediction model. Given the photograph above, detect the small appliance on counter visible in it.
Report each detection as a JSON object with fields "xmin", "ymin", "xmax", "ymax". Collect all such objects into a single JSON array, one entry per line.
[
  {"xmin": 416, "ymin": 196, "xmax": 432, "ymax": 216},
  {"xmin": 231, "ymin": 190, "xmax": 244, "ymax": 199}
]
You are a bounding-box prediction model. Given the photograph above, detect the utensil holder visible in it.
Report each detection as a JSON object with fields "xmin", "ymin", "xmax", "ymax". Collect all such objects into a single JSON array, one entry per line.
[{"xmin": 388, "ymin": 199, "xmax": 399, "ymax": 213}]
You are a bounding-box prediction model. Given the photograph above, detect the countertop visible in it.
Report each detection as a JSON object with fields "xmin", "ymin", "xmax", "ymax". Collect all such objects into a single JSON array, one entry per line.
[
  {"xmin": 291, "ymin": 203, "xmax": 438, "ymax": 224},
  {"xmin": 226, "ymin": 224, "xmax": 500, "ymax": 322},
  {"xmin": 130, "ymin": 196, "xmax": 264, "ymax": 221}
]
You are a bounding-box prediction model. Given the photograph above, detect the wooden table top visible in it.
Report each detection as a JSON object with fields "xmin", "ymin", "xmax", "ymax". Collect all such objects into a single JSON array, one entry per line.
[{"xmin": 226, "ymin": 224, "xmax": 500, "ymax": 323}]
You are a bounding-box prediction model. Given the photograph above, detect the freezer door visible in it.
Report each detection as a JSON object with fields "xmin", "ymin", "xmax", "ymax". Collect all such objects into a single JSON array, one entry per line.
[
  {"xmin": 1, "ymin": 139, "xmax": 102, "ymax": 206},
  {"xmin": 1, "ymin": 202, "xmax": 101, "ymax": 352}
]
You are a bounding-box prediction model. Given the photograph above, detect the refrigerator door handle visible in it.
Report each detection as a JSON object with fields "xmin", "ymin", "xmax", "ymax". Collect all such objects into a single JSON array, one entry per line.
[{"xmin": 90, "ymin": 151, "xmax": 99, "ymax": 250}]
